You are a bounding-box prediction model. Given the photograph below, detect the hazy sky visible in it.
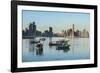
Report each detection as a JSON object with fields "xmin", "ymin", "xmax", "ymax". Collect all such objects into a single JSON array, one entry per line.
[{"xmin": 22, "ymin": 10, "xmax": 90, "ymax": 33}]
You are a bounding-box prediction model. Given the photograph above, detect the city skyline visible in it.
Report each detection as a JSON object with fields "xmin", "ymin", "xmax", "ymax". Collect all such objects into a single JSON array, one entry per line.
[
  {"xmin": 22, "ymin": 10, "xmax": 90, "ymax": 33},
  {"xmin": 22, "ymin": 22, "xmax": 89, "ymax": 38}
]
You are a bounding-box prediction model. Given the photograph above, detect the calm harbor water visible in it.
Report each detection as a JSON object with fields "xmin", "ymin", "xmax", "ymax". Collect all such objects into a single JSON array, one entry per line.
[{"xmin": 22, "ymin": 37, "xmax": 90, "ymax": 62}]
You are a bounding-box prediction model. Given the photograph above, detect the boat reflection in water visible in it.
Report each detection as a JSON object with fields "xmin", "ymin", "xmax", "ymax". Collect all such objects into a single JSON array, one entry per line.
[
  {"xmin": 36, "ymin": 43, "xmax": 43, "ymax": 56},
  {"xmin": 29, "ymin": 39, "xmax": 44, "ymax": 56},
  {"xmin": 56, "ymin": 44, "xmax": 70, "ymax": 53},
  {"xmin": 29, "ymin": 37, "xmax": 70, "ymax": 55},
  {"xmin": 36, "ymin": 47, "xmax": 43, "ymax": 56}
]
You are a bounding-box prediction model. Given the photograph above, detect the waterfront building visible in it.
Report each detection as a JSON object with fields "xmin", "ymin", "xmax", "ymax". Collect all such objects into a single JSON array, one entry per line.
[
  {"xmin": 28, "ymin": 22, "xmax": 36, "ymax": 37},
  {"xmin": 72, "ymin": 24, "xmax": 75, "ymax": 37},
  {"xmin": 49, "ymin": 27, "xmax": 53, "ymax": 37},
  {"xmin": 36, "ymin": 30, "xmax": 42, "ymax": 36},
  {"xmin": 81, "ymin": 29, "xmax": 89, "ymax": 38},
  {"xmin": 67, "ymin": 28, "xmax": 73, "ymax": 37},
  {"xmin": 74, "ymin": 30, "xmax": 81, "ymax": 38},
  {"xmin": 43, "ymin": 30, "xmax": 49, "ymax": 37},
  {"xmin": 66, "ymin": 24, "xmax": 75, "ymax": 38}
]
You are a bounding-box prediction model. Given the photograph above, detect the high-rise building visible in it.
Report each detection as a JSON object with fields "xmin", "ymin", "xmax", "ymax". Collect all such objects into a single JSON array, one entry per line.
[
  {"xmin": 49, "ymin": 27, "xmax": 52, "ymax": 32},
  {"xmin": 67, "ymin": 24, "xmax": 75, "ymax": 38},
  {"xmin": 43, "ymin": 30, "xmax": 49, "ymax": 37},
  {"xmin": 29, "ymin": 22, "xmax": 36, "ymax": 37},
  {"xmin": 72, "ymin": 24, "xmax": 74, "ymax": 37},
  {"xmin": 74, "ymin": 30, "xmax": 81, "ymax": 37},
  {"xmin": 49, "ymin": 27, "xmax": 53, "ymax": 37},
  {"xmin": 81, "ymin": 29, "xmax": 89, "ymax": 38}
]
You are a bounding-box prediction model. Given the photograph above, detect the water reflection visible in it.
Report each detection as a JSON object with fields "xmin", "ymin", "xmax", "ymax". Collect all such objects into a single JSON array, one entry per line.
[
  {"xmin": 28, "ymin": 39, "xmax": 44, "ymax": 56},
  {"xmin": 56, "ymin": 46, "xmax": 70, "ymax": 53},
  {"xmin": 22, "ymin": 37, "xmax": 90, "ymax": 62},
  {"xmin": 48, "ymin": 37, "xmax": 70, "ymax": 53},
  {"xmin": 36, "ymin": 47, "xmax": 43, "ymax": 56},
  {"xmin": 28, "ymin": 39, "xmax": 35, "ymax": 54},
  {"xmin": 49, "ymin": 37, "xmax": 52, "ymax": 42},
  {"xmin": 28, "ymin": 37, "xmax": 70, "ymax": 56}
]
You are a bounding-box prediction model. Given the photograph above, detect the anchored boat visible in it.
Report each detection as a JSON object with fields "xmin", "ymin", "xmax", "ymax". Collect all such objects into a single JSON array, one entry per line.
[{"xmin": 49, "ymin": 39, "xmax": 69, "ymax": 46}]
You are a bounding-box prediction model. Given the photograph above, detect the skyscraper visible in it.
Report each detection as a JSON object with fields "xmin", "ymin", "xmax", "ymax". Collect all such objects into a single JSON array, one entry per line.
[
  {"xmin": 49, "ymin": 27, "xmax": 53, "ymax": 37},
  {"xmin": 72, "ymin": 24, "xmax": 74, "ymax": 37},
  {"xmin": 29, "ymin": 22, "xmax": 36, "ymax": 37},
  {"xmin": 49, "ymin": 27, "xmax": 52, "ymax": 33}
]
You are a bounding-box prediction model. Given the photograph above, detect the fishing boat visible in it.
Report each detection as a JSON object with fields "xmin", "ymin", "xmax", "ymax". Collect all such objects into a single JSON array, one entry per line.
[
  {"xmin": 49, "ymin": 40, "xmax": 69, "ymax": 46},
  {"xmin": 49, "ymin": 41, "xmax": 60, "ymax": 46}
]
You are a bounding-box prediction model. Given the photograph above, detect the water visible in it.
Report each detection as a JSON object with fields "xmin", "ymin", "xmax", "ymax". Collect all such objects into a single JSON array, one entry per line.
[{"xmin": 22, "ymin": 37, "xmax": 90, "ymax": 62}]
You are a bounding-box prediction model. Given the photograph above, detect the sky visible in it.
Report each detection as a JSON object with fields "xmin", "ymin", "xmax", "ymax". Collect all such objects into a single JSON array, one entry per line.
[{"xmin": 22, "ymin": 10, "xmax": 90, "ymax": 33}]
